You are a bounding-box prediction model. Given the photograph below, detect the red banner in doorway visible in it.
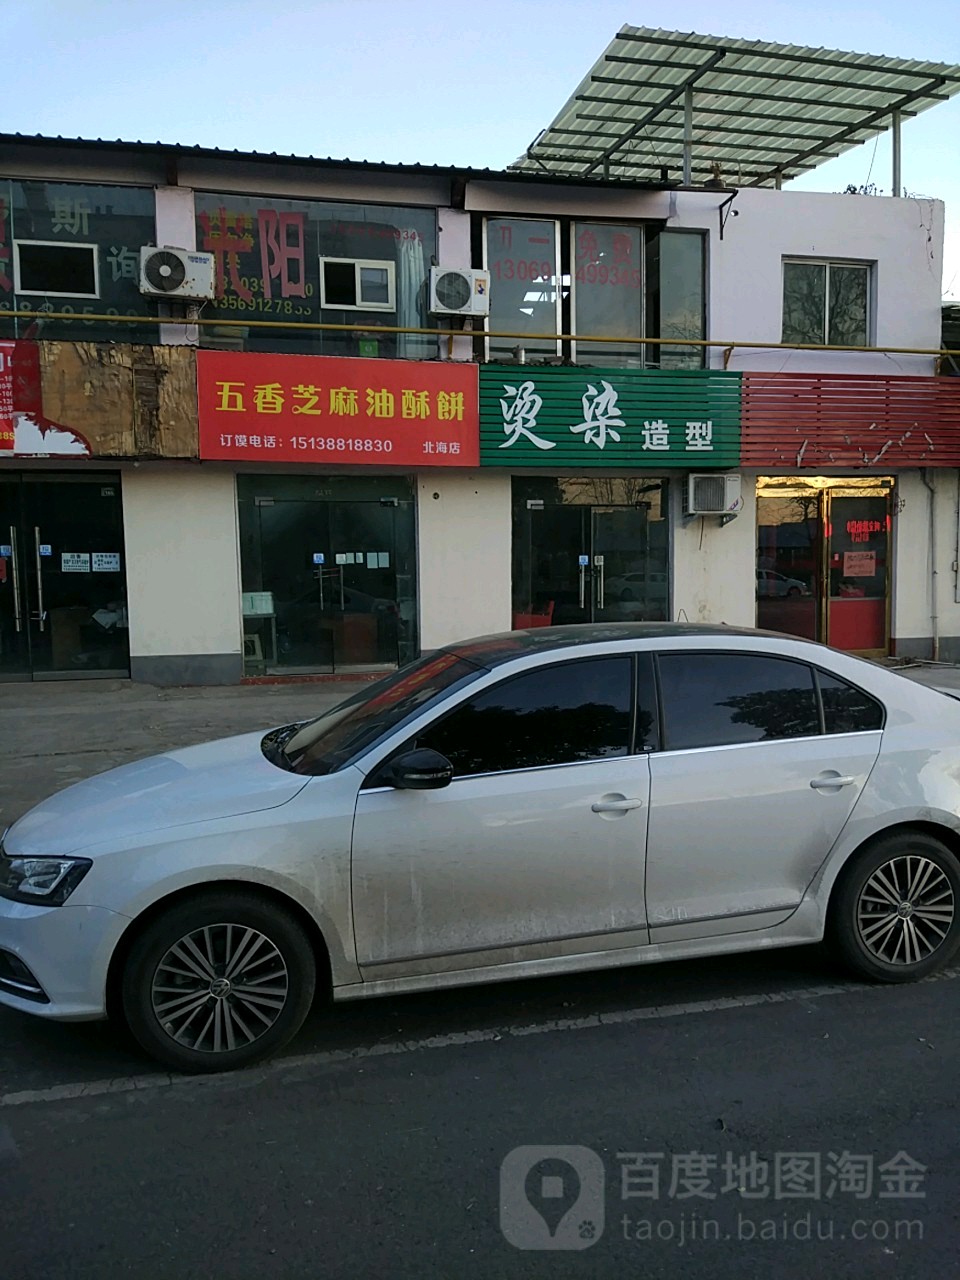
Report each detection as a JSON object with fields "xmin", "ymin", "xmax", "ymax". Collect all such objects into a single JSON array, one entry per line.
[{"xmin": 197, "ymin": 351, "xmax": 479, "ymax": 467}]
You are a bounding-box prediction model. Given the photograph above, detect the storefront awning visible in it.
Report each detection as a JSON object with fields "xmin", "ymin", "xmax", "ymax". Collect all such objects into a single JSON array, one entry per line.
[{"xmin": 510, "ymin": 27, "xmax": 960, "ymax": 188}]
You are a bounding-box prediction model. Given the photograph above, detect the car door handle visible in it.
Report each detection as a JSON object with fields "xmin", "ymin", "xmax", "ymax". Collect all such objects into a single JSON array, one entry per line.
[
  {"xmin": 591, "ymin": 797, "xmax": 644, "ymax": 813},
  {"xmin": 810, "ymin": 774, "xmax": 856, "ymax": 790}
]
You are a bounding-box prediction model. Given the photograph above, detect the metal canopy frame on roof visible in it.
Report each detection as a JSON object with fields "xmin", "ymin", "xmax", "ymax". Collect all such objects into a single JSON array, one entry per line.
[{"xmin": 511, "ymin": 26, "xmax": 960, "ymax": 189}]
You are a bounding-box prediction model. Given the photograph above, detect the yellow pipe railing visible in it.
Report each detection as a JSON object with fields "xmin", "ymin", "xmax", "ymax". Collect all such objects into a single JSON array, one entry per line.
[{"xmin": 2, "ymin": 309, "xmax": 959, "ymax": 363}]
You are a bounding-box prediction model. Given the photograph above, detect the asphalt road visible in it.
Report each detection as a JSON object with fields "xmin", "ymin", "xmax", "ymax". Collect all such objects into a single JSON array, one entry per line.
[
  {"xmin": 2, "ymin": 673, "xmax": 960, "ymax": 1277},
  {"xmin": 2, "ymin": 949, "xmax": 958, "ymax": 1278}
]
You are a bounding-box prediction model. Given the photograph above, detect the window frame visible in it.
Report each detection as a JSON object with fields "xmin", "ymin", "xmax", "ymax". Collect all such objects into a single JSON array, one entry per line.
[
  {"xmin": 652, "ymin": 649, "xmax": 885, "ymax": 754},
  {"xmin": 318, "ymin": 255, "xmax": 396, "ymax": 313},
  {"xmin": 366, "ymin": 652, "xmax": 646, "ymax": 785},
  {"xmin": 781, "ymin": 257, "xmax": 872, "ymax": 348},
  {"xmin": 13, "ymin": 238, "xmax": 101, "ymax": 299},
  {"xmin": 481, "ymin": 215, "xmax": 563, "ymax": 362},
  {"xmin": 569, "ymin": 220, "xmax": 646, "ymax": 366}
]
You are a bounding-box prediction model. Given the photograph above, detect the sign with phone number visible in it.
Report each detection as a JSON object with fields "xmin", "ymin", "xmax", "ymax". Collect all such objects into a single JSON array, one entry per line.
[{"xmin": 197, "ymin": 351, "xmax": 479, "ymax": 466}]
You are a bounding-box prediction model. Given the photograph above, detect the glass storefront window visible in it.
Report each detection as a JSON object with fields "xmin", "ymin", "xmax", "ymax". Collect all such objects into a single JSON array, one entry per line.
[
  {"xmin": 484, "ymin": 217, "xmax": 561, "ymax": 361},
  {"xmin": 0, "ymin": 181, "xmax": 156, "ymax": 345},
  {"xmin": 647, "ymin": 230, "xmax": 706, "ymax": 369},
  {"xmin": 0, "ymin": 473, "xmax": 129, "ymax": 680},
  {"xmin": 196, "ymin": 195, "xmax": 437, "ymax": 360},
  {"xmin": 237, "ymin": 474, "xmax": 417, "ymax": 676},
  {"xmin": 756, "ymin": 477, "xmax": 893, "ymax": 658},
  {"xmin": 511, "ymin": 476, "xmax": 669, "ymax": 628},
  {"xmin": 572, "ymin": 222, "xmax": 644, "ymax": 368}
]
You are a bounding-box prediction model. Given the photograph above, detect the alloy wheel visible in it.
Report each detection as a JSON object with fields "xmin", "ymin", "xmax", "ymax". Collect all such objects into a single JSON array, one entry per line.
[
  {"xmin": 150, "ymin": 922, "xmax": 290, "ymax": 1053},
  {"xmin": 856, "ymin": 855, "xmax": 955, "ymax": 966}
]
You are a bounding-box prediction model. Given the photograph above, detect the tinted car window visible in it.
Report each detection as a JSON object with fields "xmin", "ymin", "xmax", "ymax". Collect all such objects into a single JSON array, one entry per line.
[
  {"xmin": 411, "ymin": 657, "xmax": 633, "ymax": 777},
  {"xmin": 658, "ymin": 653, "xmax": 819, "ymax": 750},
  {"xmin": 273, "ymin": 652, "xmax": 481, "ymax": 776},
  {"xmin": 817, "ymin": 672, "xmax": 884, "ymax": 734}
]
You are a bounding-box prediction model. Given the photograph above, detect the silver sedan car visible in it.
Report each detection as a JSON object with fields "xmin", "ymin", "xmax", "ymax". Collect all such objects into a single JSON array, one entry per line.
[{"xmin": 2, "ymin": 624, "xmax": 959, "ymax": 1074}]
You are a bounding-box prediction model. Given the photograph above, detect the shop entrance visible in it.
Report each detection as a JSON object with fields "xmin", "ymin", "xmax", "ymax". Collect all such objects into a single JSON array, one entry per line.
[
  {"xmin": 756, "ymin": 476, "xmax": 894, "ymax": 659},
  {"xmin": 237, "ymin": 475, "xmax": 418, "ymax": 675},
  {"xmin": 0, "ymin": 473, "xmax": 129, "ymax": 681},
  {"xmin": 511, "ymin": 477, "xmax": 669, "ymax": 628}
]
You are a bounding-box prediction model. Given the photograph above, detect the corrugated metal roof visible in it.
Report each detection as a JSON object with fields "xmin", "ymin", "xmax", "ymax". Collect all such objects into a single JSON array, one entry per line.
[
  {"xmin": 0, "ymin": 132, "xmax": 670, "ymax": 189},
  {"xmin": 510, "ymin": 26, "xmax": 960, "ymax": 186}
]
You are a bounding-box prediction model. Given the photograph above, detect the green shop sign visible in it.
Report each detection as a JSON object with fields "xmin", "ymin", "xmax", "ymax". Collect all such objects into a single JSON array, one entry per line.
[{"xmin": 479, "ymin": 366, "xmax": 741, "ymax": 467}]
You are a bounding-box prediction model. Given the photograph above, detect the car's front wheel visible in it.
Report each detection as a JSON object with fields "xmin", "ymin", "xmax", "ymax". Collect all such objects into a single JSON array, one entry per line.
[
  {"xmin": 830, "ymin": 832, "xmax": 960, "ymax": 982},
  {"xmin": 122, "ymin": 889, "xmax": 316, "ymax": 1073}
]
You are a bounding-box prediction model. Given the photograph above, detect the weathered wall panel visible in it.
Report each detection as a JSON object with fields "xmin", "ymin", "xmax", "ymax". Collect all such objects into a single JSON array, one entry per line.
[{"xmin": 36, "ymin": 341, "xmax": 198, "ymax": 458}]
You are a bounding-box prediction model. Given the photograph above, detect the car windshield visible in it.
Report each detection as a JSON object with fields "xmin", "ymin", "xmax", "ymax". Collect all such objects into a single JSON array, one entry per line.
[{"xmin": 263, "ymin": 652, "xmax": 482, "ymax": 777}]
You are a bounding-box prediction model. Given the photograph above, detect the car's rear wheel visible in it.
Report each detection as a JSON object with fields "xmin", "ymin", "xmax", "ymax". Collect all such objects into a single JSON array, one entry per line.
[
  {"xmin": 122, "ymin": 890, "xmax": 316, "ymax": 1073},
  {"xmin": 830, "ymin": 832, "xmax": 960, "ymax": 982}
]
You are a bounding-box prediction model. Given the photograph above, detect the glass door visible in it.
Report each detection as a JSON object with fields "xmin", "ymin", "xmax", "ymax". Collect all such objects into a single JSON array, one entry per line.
[
  {"xmin": 511, "ymin": 495, "xmax": 670, "ymax": 629},
  {"xmin": 0, "ymin": 479, "xmax": 30, "ymax": 679},
  {"xmin": 825, "ymin": 491, "xmax": 891, "ymax": 659},
  {"xmin": 326, "ymin": 502, "xmax": 403, "ymax": 670},
  {"xmin": 0, "ymin": 474, "xmax": 129, "ymax": 681},
  {"xmin": 512, "ymin": 503, "xmax": 588, "ymax": 627},
  {"xmin": 237, "ymin": 476, "xmax": 418, "ymax": 676},
  {"xmin": 591, "ymin": 505, "xmax": 669, "ymax": 622},
  {"xmin": 756, "ymin": 477, "xmax": 893, "ymax": 658}
]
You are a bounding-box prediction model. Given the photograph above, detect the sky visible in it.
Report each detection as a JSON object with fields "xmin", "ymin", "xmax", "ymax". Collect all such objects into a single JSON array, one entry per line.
[{"xmin": 6, "ymin": 0, "xmax": 960, "ymax": 301}]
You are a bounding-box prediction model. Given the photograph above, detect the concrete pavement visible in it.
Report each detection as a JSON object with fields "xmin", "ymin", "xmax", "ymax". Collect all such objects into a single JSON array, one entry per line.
[{"xmin": 0, "ymin": 677, "xmax": 369, "ymax": 828}]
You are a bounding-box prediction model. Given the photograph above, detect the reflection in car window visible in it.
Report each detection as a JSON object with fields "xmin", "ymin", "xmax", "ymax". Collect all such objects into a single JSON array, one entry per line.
[
  {"xmin": 635, "ymin": 652, "xmax": 659, "ymax": 751},
  {"xmin": 274, "ymin": 652, "xmax": 481, "ymax": 776},
  {"xmin": 659, "ymin": 653, "xmax": 819, "ymax": 750},
  {"xmin": 412, "ymin": 657, "xmax": 633, "ymax": 777},
  {"xmin": 817, "ymin": 672, "xmax": 884, "ymax": 733}
]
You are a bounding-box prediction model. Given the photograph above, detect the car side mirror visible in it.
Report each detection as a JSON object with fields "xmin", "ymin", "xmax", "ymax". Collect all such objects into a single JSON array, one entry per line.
[{"xmin": 384, "ymin": 748, "xmax": 454, "ymax": 791}]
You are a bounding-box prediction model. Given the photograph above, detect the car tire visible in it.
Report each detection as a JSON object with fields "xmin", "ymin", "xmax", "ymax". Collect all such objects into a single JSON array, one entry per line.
[
  {"xmin": 787, "ymin": 586, "xmax": 801, "ymax": 597},
  {"xmin": 121, "ymin": 889, "xmax": 316, "ymax": 1074},
  {"xmin": 829, "ymin": 832, "xmax": 960, "ymax": 983}
]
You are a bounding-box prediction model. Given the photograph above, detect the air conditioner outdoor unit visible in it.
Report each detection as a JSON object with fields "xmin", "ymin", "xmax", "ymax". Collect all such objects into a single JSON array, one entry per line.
[
  {"xmin": 429, "ymin": 266, "xmax": 490, "ymax": 316},
  {"xmin": 687, "ymin": 473, "xmax": 741, "ymax": 516},
  {"xmin": 139, "ymin": 246, "xmax": 216, "ymax": 300}
]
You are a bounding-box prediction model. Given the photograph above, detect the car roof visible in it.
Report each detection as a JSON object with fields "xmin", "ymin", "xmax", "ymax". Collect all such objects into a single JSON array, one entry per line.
[{"xmin": 445, "ymin": 622, "xmax": 808, "ymax": 669}]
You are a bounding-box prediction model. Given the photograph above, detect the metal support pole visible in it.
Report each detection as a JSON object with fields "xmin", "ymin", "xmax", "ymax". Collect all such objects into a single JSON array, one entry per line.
[
  {"xmin": 892, "ymin": 109, "xmax": 902, "ymax": 197},
  {"xmin": 683, "ymin": 86, "xmax": 693, "ymax": 185}
]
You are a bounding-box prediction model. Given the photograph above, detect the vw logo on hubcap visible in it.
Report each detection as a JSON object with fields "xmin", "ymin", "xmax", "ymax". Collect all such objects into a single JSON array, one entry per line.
[
  {"xmin": 209, "ymin": 977, "xmax": 232, "ymax": 998},
  {"xmin": 897, "ymin": 902, "xmax": 914, "ymax": 919}
]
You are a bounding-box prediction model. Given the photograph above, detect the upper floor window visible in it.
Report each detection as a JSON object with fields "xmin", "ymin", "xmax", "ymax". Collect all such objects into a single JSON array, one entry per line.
[
  {"xmin": 482, "ymin": 216, "xmax": 705, "ymax": 369},
  {"xmin": 782, "ymin": 259, "xmax": 871, "ymax": 348},
  {"xmin": 195, "ymin": 194, "xmax": 437, "ymax": 360},
  {"xmin": 0, "ymin": 180, "xmax": 156, "ymax": 345}
]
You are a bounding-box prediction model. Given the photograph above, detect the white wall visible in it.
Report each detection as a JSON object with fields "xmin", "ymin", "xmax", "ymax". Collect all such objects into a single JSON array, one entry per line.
[
  {"xmin": 416, "ymin": 471, "xmax": 512, "ymax": 648},
  {"xmin": 671, "ymin": 474, "xmax": 758, "ymax": 627},
  {"xmin": 694, "ymin": 188, "xmax": 944, "ymax": 376},
  {"xmin": 154, "ymin": 186, "xmax": 199, "ymax": 345},
  {"xmin": 893, "ymin": 469, "xmax": 960, "ymax": 655},
  {"xmin": 122, "ymin": 467, "xmax": 242, "ymax": 658}
]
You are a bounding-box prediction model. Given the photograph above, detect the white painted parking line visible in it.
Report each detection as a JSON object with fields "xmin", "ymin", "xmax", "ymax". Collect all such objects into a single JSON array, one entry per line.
[{"xmin": 2, "ymin": 966, "xmax": 957, "ymax": 1110}]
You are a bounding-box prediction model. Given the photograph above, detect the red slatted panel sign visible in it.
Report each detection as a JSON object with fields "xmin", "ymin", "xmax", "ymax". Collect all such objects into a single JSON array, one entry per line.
[{"xmin": 741, "ymin": 373, "xmax": 960, "ymax": 468}]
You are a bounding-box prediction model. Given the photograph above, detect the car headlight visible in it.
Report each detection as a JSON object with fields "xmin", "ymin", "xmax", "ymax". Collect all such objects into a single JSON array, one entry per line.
[{"xmin": 0, "ymin": 851, "xmax": 92, "ymax": 905}]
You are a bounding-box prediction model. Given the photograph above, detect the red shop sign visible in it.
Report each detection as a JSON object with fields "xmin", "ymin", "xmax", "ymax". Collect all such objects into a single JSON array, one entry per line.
[
  {"xmin": 197, "ymin": 351, "xmax": 479, "ymax": 466},
  {"xmin": 0, "ymin": 342, "xmax": 14, "ymax": 450}
]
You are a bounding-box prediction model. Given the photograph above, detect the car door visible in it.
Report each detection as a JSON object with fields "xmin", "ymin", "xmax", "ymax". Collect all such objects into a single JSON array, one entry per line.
[
  {"xmin": 645, "ymin": 650, "xmax": 883, "ymax": 943},
  {"xmin": 350, "ymin": 653, "xmax": 654, "ymax": 979}
]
